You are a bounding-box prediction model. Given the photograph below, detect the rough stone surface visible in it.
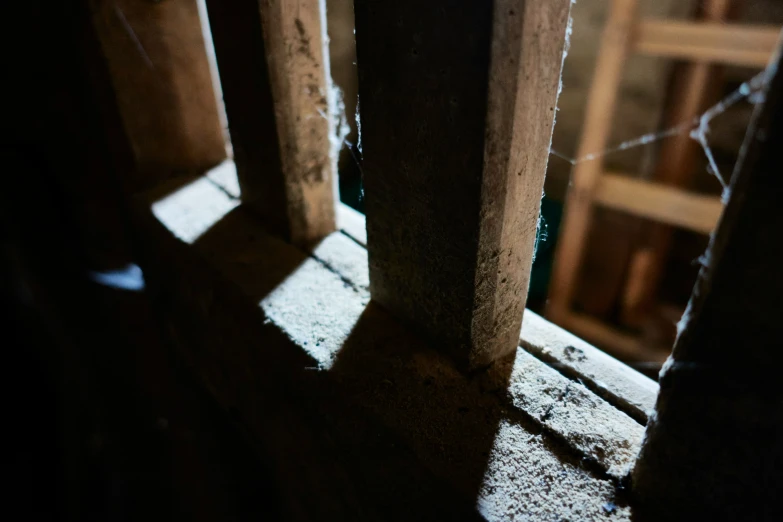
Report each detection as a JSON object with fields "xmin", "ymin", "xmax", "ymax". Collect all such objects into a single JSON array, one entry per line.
[
  {"xmin": 336, "ymin": 203, "xmax": 367, "ymax": 246},
  {"xmin": 151, "ymin": 176, "xmax": 239, "ymax": 244},
  {"xmin": 135, "ymin": 170, "xmax": 644, "ymax": 519},
  {"xmin": 520, "ymin": 311, "xmax": 658, "ymax": 423},
  {"xmin": 260, "ymin": 257, "xmax": 369, "ymax": 369},
  {"xmin": 489, "ymin": 351, "xmax": 644, "ymax": 479},
  {"xmin": 477, "ymin": 421, "xmax": 631, "ymax": 521},
  {"xmin": 311, "ymin": 232, "xmax": 371, "ymax": 293},
  {"xmin": 205, "ymin": 163, "xmax": 647, "ymax": 483}
]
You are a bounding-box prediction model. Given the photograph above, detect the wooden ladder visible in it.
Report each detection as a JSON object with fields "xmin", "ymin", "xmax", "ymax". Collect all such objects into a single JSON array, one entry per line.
[{"xmin": 546, "ymin": 0, "xmax": 780, "ymax": 360}]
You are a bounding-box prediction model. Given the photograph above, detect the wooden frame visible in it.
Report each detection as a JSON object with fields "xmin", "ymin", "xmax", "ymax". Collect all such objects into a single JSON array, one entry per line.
[
  {"xmin": 634, "ymin": 20, "xmax": 779, "ymax": 67},
  {"xmin": 354, "ymin": 0, "xmax": 572, "ymax": 369},
  {"xmin": 89, "ymin": 0, "xmax": 227, "ymax": 190},
  {"xmin": 204, "ymin": 0, "xmax": 338, "ymax": 246},
  {"xmin": 595, "ymin": 173, "xmax": 723, "ymax": 234},
  {"xmin": 547, "ymin": 0, "xmax": 639, "ymax": 328},
  {"xmin": 622, "ymin": 0, "xmax": 734, "ymax": 326},
  {"xmin": 548, "ymin": 0, "xmax": 780, "ymax": 358}
]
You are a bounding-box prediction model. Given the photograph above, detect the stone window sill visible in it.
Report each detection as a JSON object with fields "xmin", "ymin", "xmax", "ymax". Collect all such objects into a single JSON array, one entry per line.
[{"xmin": 133, "ymin": 161, "xmax": 659, "ymax": 521}]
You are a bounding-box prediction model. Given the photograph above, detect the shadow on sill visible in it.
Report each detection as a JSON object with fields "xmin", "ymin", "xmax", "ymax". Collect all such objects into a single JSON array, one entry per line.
[{"xmin": 134, "ymin": 171, "xmax": 640, "ymax": 519}]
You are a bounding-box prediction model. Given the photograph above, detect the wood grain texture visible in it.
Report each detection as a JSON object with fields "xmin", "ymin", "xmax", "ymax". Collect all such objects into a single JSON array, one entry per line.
[
  {"xmin": 355, "ymin": 0, "xmax": 572, "ymax": 369},
  {"xmin": 205, "ymin": 0, "xmax": 337, "ymax": 246},
  {"xmin": 633, "ymin": 40, "xmax": 783, "ymax": 520},
  {"xmin": 547, "ymin": 0, "xmax": 638, "ymax": 324},
  {"xmin": 90, "ymin": 0, "xmax": 226, "ymax": 188},
  {"xmin": 594, "ymin": 173, "xmax": 723, "ymax": 235},
  {"xmin": 634, "ymin": 20, "xmax": 779, "ymax": 67},
  {"xmin": 621, "ymin": 0, "xmax": 734, "ymax": 326}
]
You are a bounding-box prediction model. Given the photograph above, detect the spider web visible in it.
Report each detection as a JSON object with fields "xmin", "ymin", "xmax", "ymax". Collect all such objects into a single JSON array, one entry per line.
[{"xmin": 549, "ymin": 69, "xmax": 771, "ymax": 192}]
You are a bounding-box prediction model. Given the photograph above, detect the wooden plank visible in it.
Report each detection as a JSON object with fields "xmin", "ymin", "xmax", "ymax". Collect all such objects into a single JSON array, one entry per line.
[
  {"xmin": 547, "ymin": 0, "xmax": 639, "ymax": 325},
  {"xmin": 620, "ymin": 1, "xmax": 734, "ymax": 326},
  {"xmin": 633, "ymin": 41, "xmax": 783, "ymax": 520},
  {"xmin": 354, "ymin": 0, "xmax": 572, "ymax": 369},
  {"xmin": 90, "ymin": 0, "xmax": 226, "ymax": 189},
  {"xmin": 204, "ymin": 0, "xmax": 337, "ymax": 246},
  {"xmin": 634, "ymin": 20, "xmax": 779, "ymax": 67},
  {"xmin": 594, "ymin": 173, "xmax": 723, "ymax": 234},
  {"xmin": 559, "ymin": 312, "xmax": 670, "ymax": 364},
  {"xmin": 258, "ymin": 0, "xmax": 338, "ymax": 244}
]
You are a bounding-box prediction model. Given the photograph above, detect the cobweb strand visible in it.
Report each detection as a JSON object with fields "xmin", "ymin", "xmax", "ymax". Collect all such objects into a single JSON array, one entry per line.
[{"xmin": 549, "ymin": 69, "xmax": 770, "ymax": 189}]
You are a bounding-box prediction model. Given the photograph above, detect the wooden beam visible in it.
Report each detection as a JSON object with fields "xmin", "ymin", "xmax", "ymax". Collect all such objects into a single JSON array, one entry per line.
[
  {"xmin": 621, "ymin": 1, "xmax": 734, "ymax": 327},
  {"xmin": 633, "ymin": 41, "xmax": 783, "ymax": 520},
  {"xmin": 90, "ymin": 0, "xmax": 226, "ymax": 189},
  {"xmin": 204, "ymin": 0, "xmax": 337, "ymax": 246},
  {"xmin": 547, "ymin": 0, "xmax": 639, "ymax": 324},
  {"xmin": 354, "ymin": 0, "xmax": 572, "ymax": 369},
  {"xmin": 594, "ymin": 173, "xmax": 723, "ymax": 234},
  {"xmin": 633, "ymin": 20, "xmax": 780, "ymax": 68},
  {"xmin": 328, "ymin": 204, "xmax": 661, "ymax": 423}
]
